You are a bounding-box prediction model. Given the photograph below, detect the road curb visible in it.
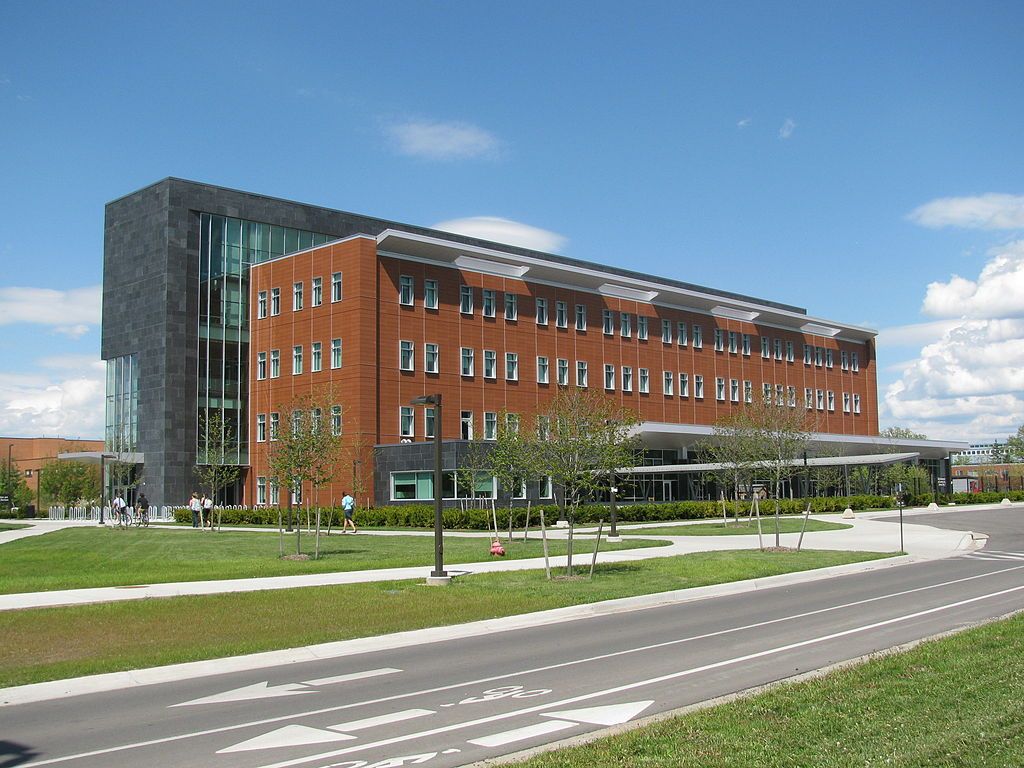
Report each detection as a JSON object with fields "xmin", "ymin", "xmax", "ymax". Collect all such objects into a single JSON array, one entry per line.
[{"xmin": 0, "ymin": 550, "xmax": 927, "ymax": 707}]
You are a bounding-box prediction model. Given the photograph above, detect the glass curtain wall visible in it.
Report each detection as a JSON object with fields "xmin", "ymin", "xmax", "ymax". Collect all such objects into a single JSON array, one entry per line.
[
  {"xmin": 105, "ymin": 353, "xmax": 139, "ymax": 451},
  {"xmin": 197, "ymin": 214, "xmax": 332, "ymax": 465}
]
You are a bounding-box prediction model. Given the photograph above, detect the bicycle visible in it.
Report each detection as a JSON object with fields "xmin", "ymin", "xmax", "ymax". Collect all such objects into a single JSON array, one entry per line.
[{"xmin": 133, "ymin": 507, "xmax": 150, "ymax": 528}]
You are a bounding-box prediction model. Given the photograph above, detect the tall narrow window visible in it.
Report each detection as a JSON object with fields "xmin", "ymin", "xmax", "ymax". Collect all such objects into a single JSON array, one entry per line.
[
  {"xmin": 744, "ymin": 380, "xmax": 753, "ymax": 403},
  {"xmin": 256, "ymin": 414, "xmax": 266, "ymax": 442},
  {"xmin": 556, "ymin": 301, "xmax": 568, "ymax": 328},
  {"xmin": 604, "ymin": 364, "xmax": 615, "ymax": 390},
  {"xmin": 400, "ymin": 406, "xmax": 414, "ymax": 437},
  {"xmin": 826, "ymin": 349, "xmax": 834, "ymax": 369},
  {"xmin": 257, "ymin": 291, "xmax": 267, "ymax": 319},
  {"xmin": 257, "ymin": 477, "xmax": 267, "ymax": 505},
  {"xmin": 776, "ymin": 384, "xmax": 785, "ymax": 406},
  {"xmin": 425, "ymin": 343, "xmax": 439, "ymax": 374},
  {"xmin": 694, "ymin": 375, "xmax": 704, "ymax": 398},
  {"xmin": 853, "ymin": 394, "xmax": 861, "ymax": 413},
  {"xmin": 575, "ymin": 304, "xmax": 586, "ymax": 331},
  {"xmin": 483, "ymin": 289, "xmax": 496, "ymax": 318},
  {"xmin": 622, "ymin": 366, "xmax": 633, "ymax": 392},
  {"xmin": 311, "ymin": 341, "xmax": 322, "ymax": 372},
  {"xmin": 678, "ymin": 322, "xmax": 688, "ymax": 347},
  {"xmin": 663, "ymin": 371, "xmax": 674, "ymax": 396},
  {"xmin": 804, "ymin": 344, "xmax": 813, "ymax": 365},
  {"xmin": 679, "ymin": 372, "xmax": 689, "ymax": 397},
  {"xmin": 602, "ymin": 309, "xmax": 614, "ymax": 335},
  {"xmin": 774, "ymin": 338, "xmax": 783, "ymax": 361},
  {"xmin": 761, "ymin": 336, "xmax": 770, "ymax": 358},
  {"xmin": 557, "ymin": 358, "xmax": 569, "ymax": 386},
  {"xmin": 269, "ymin": 412, "xmax": 279, "ymax": 440},
  {"xmin": 460, "ymin": 286, "xmax": 473, "ymax": 314},
  {"xmin": 852, "ymin": 352, "xmax": 859, "ymax": 372},
  {"xmin": 399, "ymin": 275, "xmax": 414, "ymax": 306},
  {"xmin": 692, "ymin": 325, "xmax": 702, "ymax": 349},
  {"xmin": 460, "ymin": 411, "xmax": 474, "ymax": 440},
  {"xmin": 461, "ymin": 347, "xmax": 474, "ymax": 376},
  {"xmin": 816, "ymin": 389, "xmax": 825, "ymax": 410},
  {"xmin": 293, "ymin": 281, "xmax": 304, "ymax": 311},
  {"xmin": 312, "ymin": 277, "xmax": 322, "ymax": 307},
  {"xmin": 424, "ymin": 279, "xmax": 438, "ymax": 309},
  {"xmin": 815, "ymin": 346, "xmax": 824, "ymax": 367},
  {"xmin": 424, "ymin": 407, "xmax": 435, "ymax": 438},
  {"xmin": 331, "ymin": 406, "xmax": 342, "ymax": 436},
  {"xmin": 716, "ymin": 377, "xmax": 726, "ymax": 401},
  {"xmin": 483, "ymin": 349, "xmax": 497, "ymax": 379},
  {"xmin": 331, "ymin": 272, "xmax": 342, "ymax": 302},
  {"xmin": 637, "ymin": 317, "xmax": 648, "ymax": 340},
  {"xmin": 728, "ymin": 331, "xmax": 738, "ymax": 354},
  {"xmin": 331, "ymin": 338, "xmax": 342, "ymax": 369},
  {"xmin": 292, "ymin": 345, "xmax": 303, "ymax": 375},
  {"xmin": 270, "ymin": 349, "xmax": 280, "ymax": 378},
  {"xmin": 536, "ymin": 297, "xmax": 548, "ymax": 325},
  {"xmin": 620, "ymin": 312, "xmax": 631, "ymax": 338},
  {"xmin": 787, "ymin": 386, "xmax": 797, "ymax": 407},
  {"xmin": 399, "ymin": 340, "xmax": 414, "ymax": 371},
  {"xmin": 662, "ymin": 319, "xmax": 673, "ymax": 344},
  {"xmin": 841, "ymin": 350, "xmax": 849, "ymax": 370},
  {"xmin": 843, "ymin": 392, "xmax": 851, "ymax": 413},
  {"xmin": 270, "ymin": 287, "xmax": 280, "ymax": 316},
  {"xmin": 505, "ymin": 352, "xmax": 519, "ymax": 381},
  {"xmin": 505, "ymin": 292, "xmax": 518, "ymax": 321},
  {"xmin": 827, "ymin": 390, "xmax": 835, "ymax": 411},
  {"xmin": 257, "ymin": 352, "xmax": 267, "ymax": 380},
  {"xmin": 537, "ymin": 356, "xmax": 549, "ymax": 384},
  {"xmin": 742, "ymin": 333, "xmax": 751, "ymax": 356},
  {"xmin": 639, "ymin": 368, "xmax": 650, "ymax": 393},
  {"xmin": 714, "ymin": 328, "xmax": 724, "ymax": 352},
  {"xmin": 805, "ymin": 387, "xmax": 814, "ymax": 409},
  {"xmin": 786, "ymin": 341, "xmax": 794, "ymax": 362},
  {"xmin": 730, "ymin": 378, "xmax": 740, "ymax": 402},
  {"xmin": 484, "ymin": 411, "xmax": 498, "ymax": 440},
  {"xmin": 576, "ymin": 361, "xmax": 588, "ymax": 387}
]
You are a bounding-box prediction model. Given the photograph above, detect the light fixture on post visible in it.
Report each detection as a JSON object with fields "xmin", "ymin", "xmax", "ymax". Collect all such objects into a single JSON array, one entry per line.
[{"xmin": 410, "ymin": 394, "xmax": 449, "ymax": 585}]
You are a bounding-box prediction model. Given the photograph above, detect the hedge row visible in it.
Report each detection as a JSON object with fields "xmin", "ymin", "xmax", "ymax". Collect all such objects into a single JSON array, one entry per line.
[{"xmin": 171, "ymin": 493, "xmax": 905, "ymax": 530}]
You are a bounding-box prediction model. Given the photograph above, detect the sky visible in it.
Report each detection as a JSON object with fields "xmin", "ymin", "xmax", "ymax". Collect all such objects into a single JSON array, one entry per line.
[{"xmin": 1, "ymin": 0, "xmax": 1022, "ymax": 443}]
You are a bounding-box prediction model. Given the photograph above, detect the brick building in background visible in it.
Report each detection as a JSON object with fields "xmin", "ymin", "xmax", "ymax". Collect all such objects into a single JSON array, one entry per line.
[
  {"xmin": 103, "ymin": 178, "xmax": 962, "ymax": 509},
  {"xmin": 0, "ymin": 437, "xmax": 104, "ymax": 509}
]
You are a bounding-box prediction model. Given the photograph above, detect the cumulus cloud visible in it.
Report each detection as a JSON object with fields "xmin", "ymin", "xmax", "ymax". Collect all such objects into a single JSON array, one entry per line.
[
  {"xmin": 884, "ymin": 243, "xmax": 1024, "ymax": 440},
  {"xmin": 908, "ymin": 193, "xmax": 1024, "ymax": 230},
  {"xmin": 432, "ymin": 216, "xmax": 567, "ymax": 253},
  {"xmin": 387, "ymin": 119, "xmax": 501, "ymax": 160},
  {"xmin": 0, "ymin": 285, "xmax": 101, "ymax": 331},
  {"xmin": 921, "ymin": 240, "xmax": 1024, "ymax": 319},
  {"xmin": 875, "ymin": 319, "xmax": 960, "ymax": 348},
  {"xmin": 778, "ymin": 118, "xmax": 796, "ymax": 139},
  {"xmin": 0, "ymin": 359, "xmax": 106, "ymax": 439}
]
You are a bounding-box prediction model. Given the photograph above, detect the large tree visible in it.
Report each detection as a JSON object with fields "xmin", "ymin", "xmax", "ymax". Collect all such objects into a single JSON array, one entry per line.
[
  {"xmin": 40, "ymin": 459, "xmax": 101, "ymax": 507},
  {"xmin": 1007, "ymin": 425, "xmax": 1024, "ymax": 463}
]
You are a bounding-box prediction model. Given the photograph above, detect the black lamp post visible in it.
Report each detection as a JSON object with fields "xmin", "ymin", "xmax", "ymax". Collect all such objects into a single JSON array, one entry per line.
[{"xmin": 411, "ymin": 394, "xmax": 448, "ymax": 584}]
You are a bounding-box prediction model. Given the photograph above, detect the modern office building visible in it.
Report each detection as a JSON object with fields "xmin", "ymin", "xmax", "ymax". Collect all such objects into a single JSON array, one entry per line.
[{"xmin": 102, "ymin": 178, "xmax": 961, "ymax": 508}]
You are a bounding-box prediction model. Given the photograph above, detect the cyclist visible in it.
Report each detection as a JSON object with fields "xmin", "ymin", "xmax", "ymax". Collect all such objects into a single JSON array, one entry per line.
[
  {"xmin": 111, "ymin": 491, "xmax": 128, "ymax": 527},
  {"xmin": 137, "ymin": 493, "xmax": 150, "ymax": 527}
]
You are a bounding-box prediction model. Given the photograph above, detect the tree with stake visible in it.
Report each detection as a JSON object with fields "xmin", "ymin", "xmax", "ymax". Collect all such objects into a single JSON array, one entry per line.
[
  {"xmin": 487, "ymin": 411, "xmax": 536, "ymax": 526},
  {"xmin": 194, "ymin": 409, "xmax": 241, "ymax": 530}
]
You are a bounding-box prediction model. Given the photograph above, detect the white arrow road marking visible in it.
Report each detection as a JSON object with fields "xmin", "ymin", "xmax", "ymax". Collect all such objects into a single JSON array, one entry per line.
[
  {"xmin": 468, "ymin": 720, "xmax": 577, "ymax": 747},
  {"xmin": 541, "ymin": 700, "xmax": 654, "ymax": 725},
  {"xmin": 219, "ymin": 725, "xmax": 357, "ymax": 753},
  {"xmin": 331, "ymin": 709, "xmax": 435, "ymax": 731},
  {"xmin": 172, "ymin": 668, "xmax": 402, "ymax": 707}
]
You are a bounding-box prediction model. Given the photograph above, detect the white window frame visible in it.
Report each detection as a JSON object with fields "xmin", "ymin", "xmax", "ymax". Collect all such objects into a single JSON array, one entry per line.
[
  {"xmin": 312, "ymin": 276, "xmax": 322, "ymax": 307},
  {"xmin": 399, "ymin": 275, "xmax": 414, "ymax": 306},
  {"xmin": 460, "ymin": 285, "xmax": 473, "ymax": 314},
  {"xmin": 852, "ymin": 352, "xmax": 860, "ymax": 372},
  {"xmin": 331, "ymin": 272, "xmax": 343, "ymax": 303},
  {"xmin": 841, "ymin": 350, "xmax": 849, "ymax": 371},
  {"xmin": 853, "ymin": 393, "xmax": 861, "ymax": 414},
  {"xmin": 399, "ymin": 340, "xmax": 414, "ymax": 371},
  {"xmin": 424, "ymin": 407, "xmax": 435, "ymax": 439},
  {"xmin": 311, "ymin": 341, "xmax": 322, "ymax": 372},
  {"xmin": 505, "ymin": 292, "xmax": 518, "ymax": 321},
  {"xmin": 292, "ymin": 344, "xmax": 303, "ymax": 375},
  {"xmin": 637, "ymin": 316, "xmax": 648, "ymax": 340},
  {"xmin": 774, "ymin": 338, "xmax": 783, "ymax": 361},
  {"xmin": 400, "ymin": 406, "xmax": 414, "ymax": 438},
  {"xmin": 620, "ymin": 312, "xmax": 631, "ymax": 338},
  {"xmin": 662, "ymin": 319, "xmax": 672, "ymax": 344},
  {"xmin": 331, "ymin": 338, "xmax": 342, "ymax": 369},
  {"xmin": 663, "ymin": 371, "xmax": 674, "ymax": 396},
  {"xmin": 744, "ymin": 379, "xmax": 753, "ymax": 403},
  {"xmin": 730, "ymin": 378, "xmax": 740, "ymax": 402},
  {"xmin": 694, "ymin": 374, "xmax": 704, "ymax": 399},
  {"xmin": 270, "ymin": 287, "xmax": 280, "ymax": 316},
  {"xmin": 535, "ymin": 297, "xmax": 548, "ymax": 326},
  {"xmin": 827, "ymin": 390, "xmax": 835, "ymax": 412},
  {"xmin": 575, "ymin": 304, "xmax": 587, "ymax": 331},
  {"xmin": 604, "ymin": 364, "xmax": 615, "ymax": 391},
  {"xmin": 555, "ymin": 301, "xmax": 568, "ymax": 328},
  {"xmin": 269, "ymin": 412, "xmax": 279, "ymax": 441},
  {"xmin": 270, "ymin": 349, "xmax": 280, "ymax": 378},
  {"xmin": 425, "ymin": 343, "xmax": 439, "ymax": 374},
  {"xmin": 826, "ymin": 349, "xmax": 834, "ymax": 369},
  {"xmin": 639, "ymin": 367, "xmax": 649, "ymax": 393},
  {"xmin": 761, "ymin": 336, "xmax": 770, "ymax": 358},
  {"xmin": 622, "ymin": 366, "xmax": 633, "ymax": 392},
  {"xmin": 805, "ymin": 387, "xmax": 814, "ymax": 409},
  {"xmin": 331, "ymin": 405, "xmax": 342, "ymax": 436},
  {"xmin": 483, "ymin": 349, "xmax": 497, "ymax": 379},
  {"xmin": 716, "ymin": 377, "xmax": 726, "ymax": 401},
  {"xmin": 424, "ymin": 279, "xmax": 438, "ymax": 310},
  {"xmin": 679, "ymin": 372, "xmax": 689, "ymax": 397},
  {"xmin": 484, "ymin": 411, "xmax": 498, "ymax": 440},
  {"xmin": 557, "ymin": 358, "xmax": 569, "ymax": 386},
  {"xmin": 816, "ymin": 389, "xmax": 825, "ymax": 411},
  {"xmin": 460, "ymin": 410, "xmax": 474, "ymax": 440},
  {"xmin": 693, "ymin": 325, "xmax": 702, "ymax": 349},
  {"xmin": 257, "ymin": 290, "xmax": 267, "ymax": 319},
  {"xmin": 728, "ymin": 331, "xmax": 738, "ymax": 354},
  {"xmin": 293, "ymin": 281, "xmax": 303, "ymax": 311},
  {"xmin": 843, "ymin": 392, "xmax": 851, "ymax": 413},
  {"xmin": 257, "ymin": 352, "xmax": 267, "ymax": 380},
  {"xmin": 537, "ymin": 356, "xmax": 549, "ymax": 384},
  {"xmin": 257, "ymin": 477, "xmax": 267, "ymax": 505},
  {"xmin": 678, "ymin": 321, "xmax": 688, "ymax": 347},
  {"xmin": 576, "ymin": 360, "xmax": 588, "ymax": 388},
  {"xmin": 602, "ymin": 309, "xmax": 614, "ymax": 335},
  {"xmin": 482, "ymin": 289, "xmax": 496, "ymax": 318},
  {"xmin": 786, "ymin": 341, "xmax": 794, "ymax": 363},
  {"xmin": 505, "ymin": 352, "xmax": 519, "ymax": 381},
  {"xmin": 461, "ymin": 347, "xmax": 474, "ymax": 377},
  {"xmin": 804, "ymin": 344, "xmax": 813, "ymax": 365},
  {"xmin": 256, "ymin": 413, "xmax": 266, "ymax": 442}
]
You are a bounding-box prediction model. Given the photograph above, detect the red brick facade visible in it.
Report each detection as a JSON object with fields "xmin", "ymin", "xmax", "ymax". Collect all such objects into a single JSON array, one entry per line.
[{"xmin": 247, "ymin": 236, "xmax": 879, "ymax": 505}]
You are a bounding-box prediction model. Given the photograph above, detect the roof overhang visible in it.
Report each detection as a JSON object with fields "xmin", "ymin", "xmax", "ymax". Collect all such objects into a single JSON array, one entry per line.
[
  {"xmin": 623, "ymin": 451, "xmax": 922, "ymax": 475},
  {"xmin": 375, "ymin": 230, "xmax": 878, "ymax": 342},
  {"xmin": 59, "ymin": 451, "xmax": 145, "ymax": 465}
]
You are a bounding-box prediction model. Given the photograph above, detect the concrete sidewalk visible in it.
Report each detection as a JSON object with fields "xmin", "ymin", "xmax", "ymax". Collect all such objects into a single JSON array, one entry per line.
[{"xmin": 0, "ymin": 511, "xmax": 982, "ymax": 612}]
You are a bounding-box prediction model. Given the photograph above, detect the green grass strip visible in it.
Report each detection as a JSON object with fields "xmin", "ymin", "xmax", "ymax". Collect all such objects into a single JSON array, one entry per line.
[
  {"xmin": 0, "ymin": 528, "xmax": 666, "ymax": 594},
  {"xmin": 511, "ymin": 612, "xmax": 1024, "ymax": 768},
  {"xmin": 0, "ymin": 549, "xmax": 889, "ymax": 688},
  {"xmin": 0, "ymin": 523, "xmax": 29, "ymax": 532},
  {"xmin": 624, "ymin": 518, "xmax": 851, "ymax": 536}
]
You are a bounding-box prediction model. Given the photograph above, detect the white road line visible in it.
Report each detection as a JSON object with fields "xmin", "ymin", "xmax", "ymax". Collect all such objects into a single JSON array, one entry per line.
[
  {"xmin": 303, "ymin": 668, "xmax": 402, "ymax": 687},
  {"xmin": 252, "ymin": 583, "xmax": 1024, "ymax": 768},
  {"xmin": 20, "ymin": 563, "xmax": 1024, "ymax": 768},
  {"xmin": 330, "ymin": 709, "xmax": 435, "ymax": 732},
  {"xmin": 468, "ymin": 720, "xmax": 577, "ymax": 747}
]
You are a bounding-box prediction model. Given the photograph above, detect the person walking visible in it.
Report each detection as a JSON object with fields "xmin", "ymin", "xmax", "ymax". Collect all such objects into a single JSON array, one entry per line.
[
  {"xmin": 202, "ymin": 494, "xmax": 214, "ymax": 529},
  {"xmin": 189, "ymin": 493, "xmax": 202, "ymax": 528},
  {"xmin": 340, "ymin": 491, "xmax": 357, "ymax": 533}
]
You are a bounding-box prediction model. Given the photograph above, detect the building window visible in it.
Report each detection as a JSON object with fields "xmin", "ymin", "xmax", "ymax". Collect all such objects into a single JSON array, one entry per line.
[
  {"xmin": 693, "ymin": 325, "xmax": 702, "ymax": 349},
  {"xmin": 678, "ymin": 322, "xmax": 688, "ymax": 347},
  {"xmin": 679, "ymin": 372, "xmax": 689, "ymax": 397},
  {"xmin": 257, "ymin": 291, "xmax": 267, "ymax": 319},
  {"xmin": 663, "ymin": 371, "xmax": 674, "ymax": 396},
  {"xmin": 575, "ymin": 304, "xmax": 587, "ymax": 331},
  {"xmin": 804, "ymin": 344, "xmax": 812, "ymax": 365},
  {"xmin": 270, "ymin": 287, "xmax": 280, "ymax": 316},
  {"xmin": 694, "ymin": 375, "xmax": 704, "ymax": 399},
  {"xmin": 536, "ymin": 297, "xmax": 548, "ymax": 325},
  {"xmin": 505, "ymin": 413, "xmax": 520, "ymax": 433},
  {"xmin": 484, "ymin": 411, "xmax": 497, "ymax": 440},
  {"xmin": 763, "ymin": 382, "xmax": 773, "ymax": 402},
  {"xmin": 461, "ymin": 347, "xmax": 474, "ymax": 377},
  {"xmin": 602, "ymin": 309, "xmax": 614, "ymax": 335},
  {"xmin": 852, "ymin": 352, "xmax": 859, "ymax": 372},
  {"xmin": 331, "ymin": 405, "xmax": 342, "ymax": 436},
  {"xmin": 484, "ymin": 349, "xmax": 497, "ymax": 379},
  {"xmin": 576, "ymin": 361, "xmax": 588, "ymax": 387},
  {"xmin": 270, "ymin": 349, "xmax": 280, "ymax": 378},
  {"xmin": 256, "ymin": 413, "xmax": 266, "ymax": 442},
  {"xmin": 620, "ymin": 312, "xmax": 631, "ymax": 338},
  {"xmin": 638, "ymin": 317, "xmax": 648, "ymax": 340},
  {"xmin": 505, "ymin": 292, "xmax": 518, "ymax": 321},
  {"xmin": 714, "ymin": 328, "xmax": 724, "ymax": 352},
  {"xmin": 293, "ymin": 281, "xmax": 304, "ymax": 311},
  {"xmin": 269, "ymin": 479, "xmax": 279, "ymax": 505},
  {"xmin": 505, "ymin": 352, "xmax": 519, "ymax": 381},
  {"xmin": 728, "ymin": 331, "xmax": 738, "ymax": 354},
  {"xmin": 311, "ymin": 341, "xmax": 322, "ymax": 372},
  {"xmin": 537, "ymin": 356, "xmax": 549, "ymax": 384},
  {"xmin": 786, "ymin": 341, "xmax": 794, "ymax": 363},
  {"xmin": 460, "ymin": 285, "xmax": 473, "ymax": 314},
  {"xmin": 269, "ymin": 412, "xmax": 280, "ymax": 440},
  {"xmin": 537, "ymin": 415, "xmax": 551, "ymax": 440},
  {"xmin": 776, "ymin": 384, "xmax": 785, "ymax": 406},
  {"xmin": 424, "ymin": 407, "xmax": 435, "ymax": 438},
  {"xmin": 312, "ymin": 277, "xmax": 322, "ymax": 307},
  {"xmin": 331, "ymin": 272, "xmax": 343, "ymax": 302},
  {"xmin": 424, "ymin": 279, "xmax": 438, "ymax": 310},
  {"xmin": 716, "ymin": 377, "xmax": 726, "ymax": 401},
  {"xmin": 841, "ymin": 350, "xmax": 849, "ymax": 371},
  {"xmin": 843, "ymin": 392, "xmax": 851, "ymax": 413},
  {"xmin": 461, "ymin": 410, "xmax": 474, "ymax": 440},
  {"xmin": 744, "ymin": 380, "xmax": 753, "ymax": 403},
  {"xmin": 331, "ymin": 338, "xmax": 342, "ymax": 369},
  {"xmin": 556, "ymin": 301, "xmax": 568, "ymax": 328},
  {"xmin": 826, "ymin": 349, "xmax": 834, "ymax": 369},
  {"xmin": 483, "ymin": 289, "xmax": 496, "ymax": 318},
  {"xmin": 815, "ymin": 346, "xmax": 824, "ymax": 367},
  {"xmin": 816, "ymin": 389, "xmax": 825, "ymax": 410},
  {"xmin": 400, "ymin": 406, "xmax": 414, "ymax": 437},
  {"xmin": 291, "ymin": 410, "xmax": 302, "ymax": 436},
  {"xmin": 400, "ymin": 340, "xmax": 414, "ymax": 371},
  {"xmin": 805, "ymin": 388, "xmax": 813, "ymax": 409},
  {"xmin": 662, "ymin": 319, "xmax": 672, "ymax": 344},
  {"xmin": 539, "ymin": 475, "xmax": 553, "ymax": 499},
  {"xmin": 257, "ymin": 477, "xmax": 267, "ymax": 505},
  {"xmin": 787, "ymin": 386, "xmax": 797, "ymax": 407},
  {"xmin": 257, "ymin": 352, "xmax": 267, "ymax": 380},
  {"xmin": 853, "ymin": 394, "xmax": 861, "ymax": 414},
  {"xmin": 604, "ymin": 364, "xmax": 615, "ymax": 390},
  {"xmin": 761, "ymin": 336, "xmax": 770, "ymax": 358},
  {"xmin": 639, "ymin": 367, "xmax": 649, "ymax": 393},
  {"xmin": 557, "ymin": 358, "xmax": 569, "ymax": 386},
  {"xmin": 827, "ymin": 390, "xmax": 835, "ymax": 411},
  {"xmin": 742, "ymin": 333, "xmax": 751, "ymax": 356},
  {"xmin": 292, "ymin": 345, "xmax": 303, "ymax": 375},
  {"xmin": 311, "ymin": 407, "xmax": 322, "ymax": 434},
  {"xmin": 731, "ymin": 378, "xmax": 740, "ymax": 402},
  {"xmin": 622, "ymin": 366, "xmax": 633, "ymax": 392},
  {"xmin": 425, "ymin": 343, "xmax": 439, "ymax": 374},
  {"xmin": 774, "ymin": 338, "xmax": 783, "ymax": 361},
  {"xmin": 399, "ymin": 275, "xmax": 414, "ymax": 306}
]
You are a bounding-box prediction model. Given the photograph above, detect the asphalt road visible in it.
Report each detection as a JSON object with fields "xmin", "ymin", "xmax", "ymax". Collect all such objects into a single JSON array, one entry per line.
[{"xmin": 4, "ymin": 507, "xmax": 1023, "ymax": 768}]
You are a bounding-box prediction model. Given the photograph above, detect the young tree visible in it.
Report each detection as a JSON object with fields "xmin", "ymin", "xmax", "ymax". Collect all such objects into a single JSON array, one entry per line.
[
  {"xmin": 700, "ymin": 416, "xmax": 761, "ymax": 520},
  {"xmin": 0, "ymin": 458, "xmax": 33, "ymax": 512},
  {"xmin": 487, "ymin": 411, "xmax": 536, "ymax": 507},
  {"xmin": 40, "ymin": 459, "xmax": 101, "ymax": 507},
  {"xmin": 194, "ymin": 409, "xmax": 242, "ymax": 529},
  {"xmin": 809, "ymin": 444, "xmax": 844, "ymax": 497},
  {"xmin": 1007, "ymin": 424, "xmax": 1024, "ymax": 463}
]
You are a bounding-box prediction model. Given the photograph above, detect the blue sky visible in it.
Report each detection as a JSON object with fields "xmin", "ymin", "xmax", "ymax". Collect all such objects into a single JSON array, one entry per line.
[{"xmin": 1, "ymin": 0, "xmax": 1022, "ymax": 441}]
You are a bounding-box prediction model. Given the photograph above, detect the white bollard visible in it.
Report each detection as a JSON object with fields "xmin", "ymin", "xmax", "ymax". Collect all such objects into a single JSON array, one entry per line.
[
  {"xmin": 1001, "ymin": 498, "xmax": 1012, "ymax": 506},
  {"xmin": 927, "ymin": 502, "xmax": 939, "ymax": 510},
  {"xmin": 842, "ymin": 507, "xmax": 855, "ymax": 519}
]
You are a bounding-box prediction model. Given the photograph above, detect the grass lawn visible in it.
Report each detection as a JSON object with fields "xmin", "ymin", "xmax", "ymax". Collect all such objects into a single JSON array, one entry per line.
[
  {"xmin": 0, "ymin": 549, "xmax": 891, "ymax": 688},
  {"xmin": 0, "ymin": 527, "xmax": 668, "ymax": 594},
  {"xmin": 0, "ymin": 523, "xmax": 29, "ymax": 532},
  {"xmin": 510, "ymin": 612, "xmax": 1024, "ymax": 768},
  {"xmin": 624, "ymin": 518, "xmax": 851, "ymax": 536}
]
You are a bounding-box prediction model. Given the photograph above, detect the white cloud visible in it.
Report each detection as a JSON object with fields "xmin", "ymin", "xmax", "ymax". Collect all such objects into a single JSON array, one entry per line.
[
  {"xmin": 432, "ymin": 216, "xmax": 567, "ymax": 253},
  {"xmin": 921, "ymin": 240, "xmax": 1024, "ymax": 319},
  {"xmin": 875, "ymin": 319, "xmax": 960, "ymax": 348},
  {"xmin": 0, "ymin": 360, "xmax": 105, "ymax": 439},
  {"xmin": 0, "ymin": 285, "xmax": 101, "ymax": 330},
  {"xmin": 908, "ymin": 193, "xmax": 1024, "ymax": 230},
  {"xmin": 737, "ymin": 117, "xmax": 752, "ymax": 128},
  {"xmin": 387, "ymin": 119, "xmax": 500, "ymax": 160},
  {"xmin": 778, "ymin": 118, "xmax": 796, "ymax": 139}
]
